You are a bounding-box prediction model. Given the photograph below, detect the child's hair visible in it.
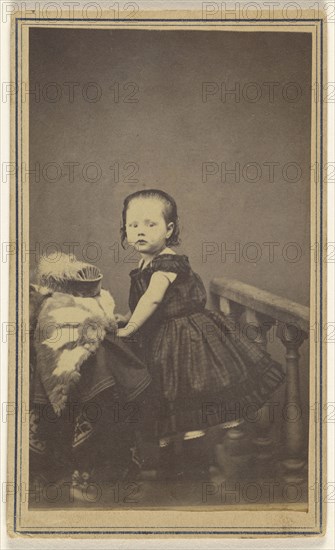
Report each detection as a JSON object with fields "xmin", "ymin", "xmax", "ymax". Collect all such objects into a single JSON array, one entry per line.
[{"xmin": 120, "ymin": 189, "xmax": 180, "ymax": 249}]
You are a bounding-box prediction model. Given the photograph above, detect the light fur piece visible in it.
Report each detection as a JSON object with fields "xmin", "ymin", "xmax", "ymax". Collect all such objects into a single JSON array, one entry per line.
[
  {"xmin": 32, "ymin": 255, "xmax": 117, "ymax": 415},
  {"xmin": 53, "ymin": 347, "xmax": 92, "ymax": 378},
  {"xmin": 49, "ymin": 307, "xmax": 92, "ymax": 326},
  {"xmin": 96, "ymin": 290, "xmax": 116, "ymax": 318},
  {"xmin": 44, "ymin": 327, "xmax": 80, "ymax": 351}
]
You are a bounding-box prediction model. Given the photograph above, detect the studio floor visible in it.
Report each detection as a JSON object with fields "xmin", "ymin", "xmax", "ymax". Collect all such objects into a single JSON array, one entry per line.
[{"xmin": 29, "ymin": 427, "xmax": 308, "ymax": 510}]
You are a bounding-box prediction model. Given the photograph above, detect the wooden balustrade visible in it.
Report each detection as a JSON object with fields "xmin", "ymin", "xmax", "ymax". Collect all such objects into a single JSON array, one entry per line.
[{"xmin": 210, "ymin": 277, "xmax": 309, "ymax": 484}]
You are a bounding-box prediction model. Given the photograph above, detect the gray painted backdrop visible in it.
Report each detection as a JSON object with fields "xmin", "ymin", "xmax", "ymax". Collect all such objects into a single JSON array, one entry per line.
[
  {"xmin": 29, "ymin": 28, "xmax": 311, "ymax": 428},
  {"xmin": 29, "ymin": 28, "xmax": 311, "ymax": 307}
]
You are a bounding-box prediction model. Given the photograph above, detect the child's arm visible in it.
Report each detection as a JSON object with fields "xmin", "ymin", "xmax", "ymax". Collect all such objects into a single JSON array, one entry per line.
[{"xmin": 117, "ymin": 271, "xmax": 176, "ymax": 337}]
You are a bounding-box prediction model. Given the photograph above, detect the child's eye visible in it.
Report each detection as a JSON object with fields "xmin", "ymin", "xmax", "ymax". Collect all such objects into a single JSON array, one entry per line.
[{"xmin": 148, "ymin": 223, "xmax": 156, "ymax": 227}]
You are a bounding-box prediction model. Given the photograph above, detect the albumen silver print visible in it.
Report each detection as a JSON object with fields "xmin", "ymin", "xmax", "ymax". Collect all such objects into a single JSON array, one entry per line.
[{"xmin": 6, "ymin": 5, "xmax": 327, "ymax": 538}]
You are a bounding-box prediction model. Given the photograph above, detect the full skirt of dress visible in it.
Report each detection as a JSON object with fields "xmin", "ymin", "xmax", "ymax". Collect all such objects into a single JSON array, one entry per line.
[{"xmin": 138, "ymin": 309, "xmax": 285, "ymax": 438}]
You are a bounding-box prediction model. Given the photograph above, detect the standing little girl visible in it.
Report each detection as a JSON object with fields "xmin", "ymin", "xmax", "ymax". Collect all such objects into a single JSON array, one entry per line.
[{"xmin": 116, "ymin": 189, "xmax": 285, "ymax": 480}]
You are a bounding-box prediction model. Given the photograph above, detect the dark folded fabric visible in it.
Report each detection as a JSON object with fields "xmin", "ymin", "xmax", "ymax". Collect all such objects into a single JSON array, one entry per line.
[{"xmin": 31, "ymin": 334, "xmax": 152, "ymax": 406}]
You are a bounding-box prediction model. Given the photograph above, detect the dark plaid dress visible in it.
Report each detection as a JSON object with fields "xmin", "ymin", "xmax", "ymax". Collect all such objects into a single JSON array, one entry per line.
[{"xmin": 129, "ymin": 253, "xmax": 285, "ymax": 439}]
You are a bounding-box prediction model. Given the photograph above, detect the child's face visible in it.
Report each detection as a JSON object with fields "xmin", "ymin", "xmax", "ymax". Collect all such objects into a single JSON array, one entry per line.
[{"xmin": 126, "ymin": 198, "xmax": 174, "ymax": 255}]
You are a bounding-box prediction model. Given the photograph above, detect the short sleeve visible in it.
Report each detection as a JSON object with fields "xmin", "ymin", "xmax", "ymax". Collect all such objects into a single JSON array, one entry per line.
[
  {"xmin": 151, "ymin": 255, "xmax": 190, "ymax": 275},
  {"xmin": 151, "ymin": 270, "xmax": 177, "ymax": 284}
]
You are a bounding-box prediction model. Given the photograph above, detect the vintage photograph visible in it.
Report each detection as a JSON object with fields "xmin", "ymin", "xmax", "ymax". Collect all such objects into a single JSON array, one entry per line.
[{"xmin": 7, "ymin": 8, "xmax": 326, "ymax": 537}]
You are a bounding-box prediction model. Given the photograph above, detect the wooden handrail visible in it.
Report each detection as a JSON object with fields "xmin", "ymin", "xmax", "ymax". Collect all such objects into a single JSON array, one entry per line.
[
  {"xmin": 210, "ymin": 275, "xmax": 309, "ymax": 486},
  {"xmin": 210, "ymin": 277, "xmax": 309, "ymax": 333}
]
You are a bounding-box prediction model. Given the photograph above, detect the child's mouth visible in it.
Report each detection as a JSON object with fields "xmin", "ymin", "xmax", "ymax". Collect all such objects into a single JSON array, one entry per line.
[{"xmin": 136, "ymin": 240, "xmax": 147, "ymax": 245}]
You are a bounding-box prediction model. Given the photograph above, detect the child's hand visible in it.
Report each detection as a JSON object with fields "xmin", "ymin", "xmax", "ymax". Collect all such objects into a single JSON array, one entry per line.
[{"xmin": 117, "ymin": 325, "xmax": 136, "ymax": 338}]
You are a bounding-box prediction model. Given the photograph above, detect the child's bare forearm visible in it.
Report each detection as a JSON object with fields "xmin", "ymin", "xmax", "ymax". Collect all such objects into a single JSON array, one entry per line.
[
  {"xmin": 126, "ymin": 294, "xmax": 160, "ymax": 332},
  {"xmin": 117, "ymin": 272, "xmax": 172, "ymax": 337}
]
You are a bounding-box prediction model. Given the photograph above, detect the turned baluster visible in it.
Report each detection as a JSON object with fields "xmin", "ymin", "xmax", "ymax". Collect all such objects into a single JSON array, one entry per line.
[
  {"xmin": 215, "ymin": 298, "xmax": 249, "ymax": 476},
  {"xmin": 277, "ymin": 322, "xmax": 307, "ymax": 483},
  {"xmin": 244, "ymin": 308, "xmax": 276, "ymax": 463}
]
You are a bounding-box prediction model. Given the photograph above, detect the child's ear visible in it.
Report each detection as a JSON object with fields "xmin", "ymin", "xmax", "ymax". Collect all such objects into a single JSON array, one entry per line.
[{"xmin": 166, "ymin": 222, "xmax": 174, "ymax": 238}]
